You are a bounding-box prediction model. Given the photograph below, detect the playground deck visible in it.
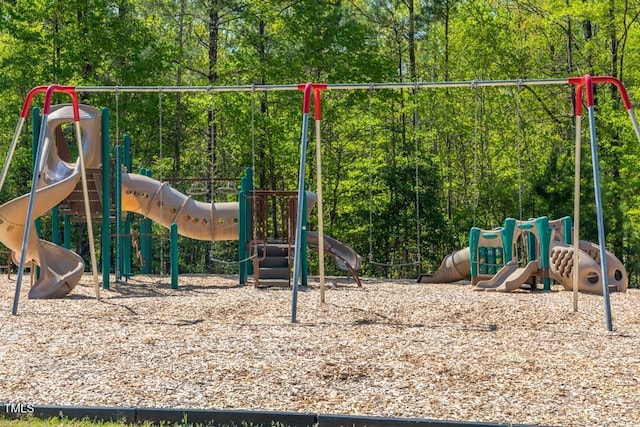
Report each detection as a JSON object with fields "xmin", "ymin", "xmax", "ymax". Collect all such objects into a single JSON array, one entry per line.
[{"xmin": 1, "ymin": 274, "xmax": 639, "ymax": 426}]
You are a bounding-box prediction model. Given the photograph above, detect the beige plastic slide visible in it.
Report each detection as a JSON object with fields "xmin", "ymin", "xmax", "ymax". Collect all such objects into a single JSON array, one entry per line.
[
  {"xmin": 307, "ymin": 231, "xmax": 361, "ymax": 271},
  {"xmin": 417, "ymin": 247, "xmax": 470, "ymax": 283},
  {"xmin": 120, "ymin": 172, "xmax": 239, "ymax": 241},
  {"xmin": 0, "ymin": 104, "xmax": 102, "ymax": 298},
  {"xmin": 474, "ymin": 260, "xmax": 539, "ymax": 292},
  {"xmin": 307, "ymin": 230, "xmax": 361, "ymax": 275}
]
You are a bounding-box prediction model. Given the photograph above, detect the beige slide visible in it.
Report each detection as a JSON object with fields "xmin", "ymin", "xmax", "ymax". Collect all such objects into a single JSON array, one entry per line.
[
  {"xmin": 0, "ymin": 104, "xmax": 101, "ymax": 298},
  {"xmin": 417, "ymin": 247, "xmax": 471, "ymax": 283},
  {"xmin": 474, "ymin": 260, "xmax": 539, "ymax": 292},
  {"xmin": 307, "ymin": 231, "xmax": 362, "ymax": 286}
]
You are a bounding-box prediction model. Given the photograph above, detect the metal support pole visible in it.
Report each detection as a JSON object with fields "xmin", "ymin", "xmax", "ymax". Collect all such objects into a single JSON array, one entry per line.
[
  {"xmin": 584, "ymin": 75, "xmax": 613, "ymax": 332},
  {"xmin": 73, "ymin": 115, "xmax": 100, "ymax": 299},
  {"xmin": 171, "ymin": 223, "xmax": 178, "ymax": 289},
  {"xmin": 573, "ymin": 85, "xmax": 583, "ymax": 312},
  {"xmin": 291, "ymin": 83, "xmax": 313, "ymax": 323},
  {"xmin": 313, "ymin": 87, "xmax": 327, "ymax": 302},
  {"xmin": 13, "ymin": 86, "xmax": 60, "ymax": 314},
  {"xmin": 101, "ymin": 107, "xmax": 111, "ymax": 289}
]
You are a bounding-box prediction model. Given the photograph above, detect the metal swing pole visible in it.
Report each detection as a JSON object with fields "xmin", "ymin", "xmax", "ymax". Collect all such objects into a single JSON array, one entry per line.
[
  {"xmin": 312, "ymin": 85, "xmax": 328, "ymax": 303},
  {"xmin": 12, "ymin": 85, "xmax": 80, "ymax": 314},
  {"xmin": 583, "ymin": 75, "xmax": 613, "ymax": 331},
  {"xmin": 291, "ymin": 83, "xmax": 313, "ymax": 323},
  {"xmin": 72, "ymin": 101, "xmax": 101, "ymax": 300},
  {"xmin": 572, "ymin": 83, "xmax": 583, "ymax": 313},
  {"xmin": 0, "ymin": 86, "xmax": 49, "ymax": 193},
  {"xmin": 591, "ymin": 76, "xmax": 640, "ymax": 143},
  {"xmin": 11, "ymin": 85, "xmax": 57, "ymax": 314}
]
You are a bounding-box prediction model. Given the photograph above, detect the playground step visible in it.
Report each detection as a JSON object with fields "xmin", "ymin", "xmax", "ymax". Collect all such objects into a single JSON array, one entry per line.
[
  {"xmin": 253, "ymin": 243, "xmax": 291, "ymax": 288},
  {"xmin": 254, "ymin": 279, "xmax": 290, "ymax": 288},
  {"xmin": 259, "ymin": 255, "xmax": 289, "ymax": 268},
  {"xmin": 257, "ymin": 244, "xmax": 290, "ymax": 258},
  {"xmin": 258, "ymin": 267, "xmax": 290, "ymax": 280}
]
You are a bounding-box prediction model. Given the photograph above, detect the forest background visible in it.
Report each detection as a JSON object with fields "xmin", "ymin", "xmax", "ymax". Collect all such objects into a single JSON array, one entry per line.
[{"xmin": 2, "ymin": 0, "xmax": 640, "ymax": 286}]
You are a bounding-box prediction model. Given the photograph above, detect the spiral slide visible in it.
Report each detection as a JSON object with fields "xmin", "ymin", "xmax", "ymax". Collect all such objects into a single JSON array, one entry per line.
[{"xmin": 0, "ymin": 104, "xmax": 102, "ymax": 298}]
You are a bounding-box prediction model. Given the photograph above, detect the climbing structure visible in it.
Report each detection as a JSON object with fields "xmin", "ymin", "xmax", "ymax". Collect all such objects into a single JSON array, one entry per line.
[
  {"xmin": 471, "ymin": 217, "xmax": 551, "ymax": 292},
  {"xmin": 429, "ymin": 215, "xmax": 628, "ymax": 294}
]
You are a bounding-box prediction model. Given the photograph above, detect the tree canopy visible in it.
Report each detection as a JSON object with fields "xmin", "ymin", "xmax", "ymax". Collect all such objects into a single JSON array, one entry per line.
[{"xmin": 2, "ymin": 0, "xmax": 640, "ymax": 284}]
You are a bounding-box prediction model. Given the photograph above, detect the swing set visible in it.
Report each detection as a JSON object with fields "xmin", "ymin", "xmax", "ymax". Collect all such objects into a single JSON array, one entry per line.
[{"xmin": 2, "ymin": 76, "xmax": 639, "ymax": 332}]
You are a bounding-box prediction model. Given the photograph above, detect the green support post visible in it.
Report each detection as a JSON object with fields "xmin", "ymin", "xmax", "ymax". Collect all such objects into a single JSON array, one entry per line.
[
  {"xmin": 64, "ymin": 215, "xmax": 71, "ymax": 249},
  {"xmin": 562, "ymin": 216, "xmax": 573, "ymax": 244},
  {"xmin": 115, "ymin": 145, "xmax": 122, "ymax": 280},
  {"xmin": 122, "ymin": 135, "xmax": 133, "ymax": 278},
  {"xmin": 101, "ymin": 107, "xmax": 111, "ymax": 289},
  {"xmin": 171, "ymin": 223, "xmax": 178, "ymax": 289},
  {"xmin": 238, "ymin": 189, "xmax": 247, "ymax": 285},
  {"xmin": 140, "ymin": 168, "xmax": 153, "ymax": 273},
  {"xmin": 140, "ymin": 217, "xmax": 150, "ymax": 274},
  {"xmin": 238, "ymin": 167, "xmax": 253, "ymax": 285},
  {"xmin": 536, "ymin": 216, "xmax": 551, "ymax": 290},
  {"xmin": 527, "ymin": 225, "xmax": 537, "ymax": 263},
  {"xmin": 51, "ymin": 207, "xmax": 60, "ymax": 244},
  {"xmin": 502, "ymin": 218, "xmax": 516, "ymax": 262},
  {"xmin": 469, "ymin": 227, "xmax": 480, "ymax": 279}
]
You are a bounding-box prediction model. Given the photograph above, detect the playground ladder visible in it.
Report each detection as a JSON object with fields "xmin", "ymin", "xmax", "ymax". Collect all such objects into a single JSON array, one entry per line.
[{"xmin": 253, "ymin": 243, "xmax": 292, "ymax": 288}]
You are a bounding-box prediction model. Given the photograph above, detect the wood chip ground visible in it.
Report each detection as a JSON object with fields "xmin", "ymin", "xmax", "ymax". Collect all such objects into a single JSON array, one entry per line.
[{"xmin": 2, "ymin": 274, "xmax": 639, "ymax": 426}]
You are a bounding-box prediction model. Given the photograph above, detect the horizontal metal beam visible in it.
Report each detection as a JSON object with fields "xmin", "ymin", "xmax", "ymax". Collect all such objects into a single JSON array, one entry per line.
[{"xmin": 75, "ymin": 78, "xmax": 571, "ymax": 94}]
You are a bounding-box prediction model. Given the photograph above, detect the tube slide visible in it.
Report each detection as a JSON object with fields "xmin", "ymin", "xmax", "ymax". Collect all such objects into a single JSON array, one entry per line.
[
  {"xmin": 120, "ymin": 172, "xmax": 239, "ymax": 241},
  {"xmin": 417, "ymin": 247, "xmax": 470, "ymax": 283}
]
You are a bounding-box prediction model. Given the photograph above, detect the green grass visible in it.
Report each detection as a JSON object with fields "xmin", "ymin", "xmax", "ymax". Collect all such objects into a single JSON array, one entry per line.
[
  {"xmin": 0, "ymin": 419, "xmax": 132, "ymax": 427},
  {"xmin": 0, "ymin": 417, "xmax": 300, "ymax": 427}
]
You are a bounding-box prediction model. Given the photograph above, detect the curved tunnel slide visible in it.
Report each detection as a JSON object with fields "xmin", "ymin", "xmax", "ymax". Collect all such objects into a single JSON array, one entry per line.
[
  {"xmin": 417, "ymin": 247, "xmax": 471, "ymax": 283},
  {"xmin": 120, "ymin": 172, "xmax": 239, "ymax": 242}
]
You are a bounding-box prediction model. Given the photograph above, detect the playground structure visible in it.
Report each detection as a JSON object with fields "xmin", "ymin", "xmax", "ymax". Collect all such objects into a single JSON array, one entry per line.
[
  {"xmin": 418, "ymin": 216, "xmax": 628, "ymax": 295},
  {"xmin": 0, "ymin": 99, "xmax": 362, "ymax": 301},
  {"xmin": 1, "ymin": 76, "xmax": 640, "ymax": 330}
]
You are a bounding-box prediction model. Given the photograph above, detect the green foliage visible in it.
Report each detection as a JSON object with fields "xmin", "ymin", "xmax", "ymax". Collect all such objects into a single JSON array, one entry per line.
[{"xmin": 2, "ymin": 0, "xmax": 640, "ymax": 286}]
